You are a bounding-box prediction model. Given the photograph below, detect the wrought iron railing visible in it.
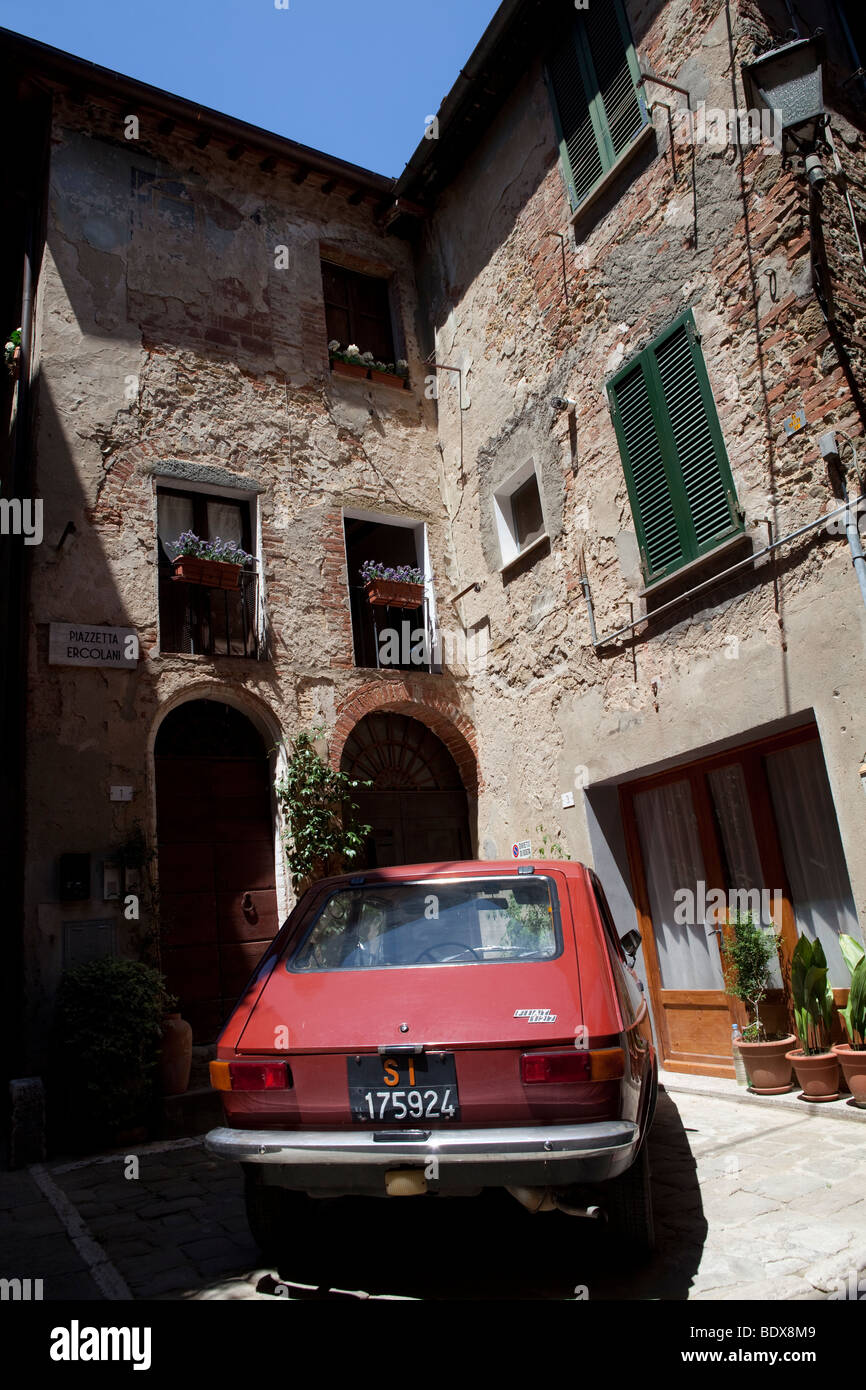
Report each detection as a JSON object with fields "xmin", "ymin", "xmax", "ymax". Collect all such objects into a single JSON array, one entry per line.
[
  {"xmin": 158, "ymin": 567, "xmax": 263, "ymax": 659},
  {"xmin": 348, "ymin": 585, "xmax": 436, "ymax": 672}
]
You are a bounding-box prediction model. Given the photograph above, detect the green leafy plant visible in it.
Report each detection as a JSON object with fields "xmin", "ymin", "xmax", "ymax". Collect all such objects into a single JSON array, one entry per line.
[
  {"xmin": 790, "ymin": 934, "xmax": 835, "ymax": 1055},
  {"xmin": 275, "ymin": 727, "xmax": 372, "ymax": 892},
  {"xmin": 53, "ymin": 958, "xmax": 174, "ymax": 1142},
  {"xmin": 534, "ymin": 825, "xmax": 572, "ymax": 860},
  {"xmin": 839, "ymin": 933, "xmax": 866, "ymax": 1050},
  {"xmin": 720, "ymin": 910, "xmax": 781, "ymax": 1042},
  {"xmin": 328, "ymin": 341, "xmax": 409, "ymax": 377}
]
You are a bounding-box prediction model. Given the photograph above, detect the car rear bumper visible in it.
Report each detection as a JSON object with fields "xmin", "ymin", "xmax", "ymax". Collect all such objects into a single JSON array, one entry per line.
[{"xmin": 205, "ymin": 1120, "xmax": 641, "ymax": 1193}]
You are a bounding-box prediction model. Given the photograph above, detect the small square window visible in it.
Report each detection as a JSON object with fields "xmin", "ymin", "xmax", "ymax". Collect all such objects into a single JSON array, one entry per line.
[
  {"xmin": 493, "ymin": 463, "xmax": 548, "ymax": 570},
  {"xmin": 511, "ymin": 476, "xmax": 545, "ymax": 551}
]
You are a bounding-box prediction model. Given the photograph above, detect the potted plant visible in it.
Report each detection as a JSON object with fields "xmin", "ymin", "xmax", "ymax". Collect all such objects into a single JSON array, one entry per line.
[
  {"xmin": 834, "ymin": 933, "xmax": 866, "ymax": 1106},
  {"xmin": 786, "ymin": 934, "xmax": 841, "ymax": 1101},
  {"xmin": 328, "ymin": 341, "xmax": 370, "ymax": 380},
  {"xmin": 52, "ymin": 958, "xmax": 173, "ymax": 1148},
  {"xmin": 360, "ymin": 559, "xmax": 425, "ymax": 609},
  {"xmin": 721, "ymin": 910, "xmax": 795, "ymax": 1094},
  {"xmin": 168, "ymin": 530, "xmax": 254, "ymax": 590},
  {"xmin": 4, "ymin": 327, "xmax": 21, "ymax": 378},
  {"xmin": 370, "ymin": 358, "xmax": 410, "ymax": 389}
]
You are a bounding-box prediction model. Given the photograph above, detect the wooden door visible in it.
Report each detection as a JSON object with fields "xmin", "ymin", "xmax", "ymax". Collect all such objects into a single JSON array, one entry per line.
[
  {"xmin": 355, "ymin": 789, "xmax": 471, "ymax": 867},
  {"xmin": 155, "ymin": 705, "xmax": 279, "ymax": 1042}
]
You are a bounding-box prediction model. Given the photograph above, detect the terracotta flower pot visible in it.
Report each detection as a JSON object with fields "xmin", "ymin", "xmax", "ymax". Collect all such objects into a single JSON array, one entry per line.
[
  {"xmin": 365, "ymin": 579, "xmax": 424, "ymax": 609},
  {"xmin": 833, "ymin": 1043, "xmax": 866, "ymax": 1107},
  {"xmin": 330, "ymin": 358, "xmax": 369, "ymax": 380},
  {"xmin": 786, "ymin": 1047, "xmax": 841, "ymax": 1102},
  {"xmin": 171, "ymin": 555, "xmax": 241, "ymax": 590},
  {"xmin": 734, "ymin": 1034, "xmax": 796, "ymax": 1094},
  {"xmin": 160, "ymin": 1012, "xmax": 193, "ymax": 1097}
]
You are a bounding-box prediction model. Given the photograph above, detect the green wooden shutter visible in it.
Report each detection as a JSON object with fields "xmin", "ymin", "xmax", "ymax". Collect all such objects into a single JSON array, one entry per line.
[
  {"xmin": 609, "ymin": 313, "xmax": 742, "ymax": 583},
  {"xmin": 546, "ymin": 28, "xmax": 604, "ymax": 206},
  {"xmin": 610, "ymin": 360, "xmax": 689, "ymax": 579},
  {"xmin": 583, "ymin": 3, "xmax": 646, "ymax": 162},
  {"xmin": 652, "ymin": 323, "xmax": 740, "ymax": 552},
  {"xmin": 546, "ymin": 0, "xmax": 646, "ymax": 209}
]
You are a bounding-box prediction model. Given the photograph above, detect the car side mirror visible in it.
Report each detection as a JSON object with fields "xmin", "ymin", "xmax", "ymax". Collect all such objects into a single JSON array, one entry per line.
[{"xmin": 619, "ymin": 929, "xmax": 642, "ymax": 965}]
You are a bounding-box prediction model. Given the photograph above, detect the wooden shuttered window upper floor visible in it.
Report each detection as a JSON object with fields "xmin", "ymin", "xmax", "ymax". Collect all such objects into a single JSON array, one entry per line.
[
  {"xmin": 607, "ymin": 312, "xmax": 744, "ymax": 586},
  {"xmin": 545, "ymin": 0, "xmax": 648, "ymax": 210}
]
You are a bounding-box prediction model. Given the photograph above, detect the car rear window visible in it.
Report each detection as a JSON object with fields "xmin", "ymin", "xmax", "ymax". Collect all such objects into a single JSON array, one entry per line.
[{"xmin": 288, "ymin": 876, "xmax": 562, "ymax": 971}]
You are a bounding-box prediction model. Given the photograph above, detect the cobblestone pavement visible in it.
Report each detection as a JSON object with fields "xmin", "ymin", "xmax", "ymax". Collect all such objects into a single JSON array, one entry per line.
[{"xmin": 1, "ymin": 1089, "xmax": 864, "ymax": 1301}]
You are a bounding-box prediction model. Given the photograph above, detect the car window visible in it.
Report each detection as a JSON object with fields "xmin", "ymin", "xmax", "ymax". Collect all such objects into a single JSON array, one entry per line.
[{"xmin": 289, "ymin": 876, "xmax": 562, "ymax": 971}]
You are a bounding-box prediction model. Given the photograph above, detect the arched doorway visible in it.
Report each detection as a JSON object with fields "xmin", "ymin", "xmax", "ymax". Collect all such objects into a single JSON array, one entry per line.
[
  {"xmin": 341, "ymin": 712, "xmax": 472, "ymax": 867},
  {"xmin": 154, "ymin": 700, "xmax": 280, "ymax": 1042}
]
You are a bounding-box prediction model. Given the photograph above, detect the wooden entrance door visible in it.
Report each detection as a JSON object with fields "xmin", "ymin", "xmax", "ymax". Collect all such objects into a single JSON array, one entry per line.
[
  {"xmin": 155, "ymin": 701, "xmax": 280, "ymax": 1043},
  {"xmin": 342, "ymin": 713, "xmax": 472, "ymax": 868},
  {"xmin": 620, "ymin": 726, "xmax": 826, "ymax": 1077}
]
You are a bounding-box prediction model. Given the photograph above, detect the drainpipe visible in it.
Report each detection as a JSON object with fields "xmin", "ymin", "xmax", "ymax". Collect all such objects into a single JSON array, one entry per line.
[{"xmin": 820, "ymin": 431, "xmax": 866, "ymax": 614}]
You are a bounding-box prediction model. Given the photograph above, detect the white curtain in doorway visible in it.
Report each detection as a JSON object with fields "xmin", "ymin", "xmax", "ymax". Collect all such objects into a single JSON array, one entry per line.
[
  {"xmin": 707, "ymin": 762, "xmax": 783, "ymax": 988},
  {"xmin": 633, "ymin": 779, "xmax": 725, "ymax": 990},
  {"xmin": 764, "ymin": 740, "xmax": 860, "ymax": 987}
]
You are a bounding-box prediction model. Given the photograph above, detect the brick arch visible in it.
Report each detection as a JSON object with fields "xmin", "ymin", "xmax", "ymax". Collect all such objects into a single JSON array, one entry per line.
[{"xmin": 331, "ymin": 679, "xmax": 479, "ymax": 795}]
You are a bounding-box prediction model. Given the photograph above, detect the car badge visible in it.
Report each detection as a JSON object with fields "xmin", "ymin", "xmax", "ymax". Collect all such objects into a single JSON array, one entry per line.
[{"xmin": 514, "ymin": 1008, "xmax": 557, "ymax": 1023}]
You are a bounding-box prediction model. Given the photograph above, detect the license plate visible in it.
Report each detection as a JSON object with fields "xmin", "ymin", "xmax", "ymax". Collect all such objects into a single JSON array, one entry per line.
[{"xmin": 347, "ymin": 1052, "xmax": 461, "ymax": 1123}]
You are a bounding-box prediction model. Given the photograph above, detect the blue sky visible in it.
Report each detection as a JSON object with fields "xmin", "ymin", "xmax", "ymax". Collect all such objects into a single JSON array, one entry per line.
[{"xmin": 0, "ymin": 0, "xmax": 500, "ymax": 176}]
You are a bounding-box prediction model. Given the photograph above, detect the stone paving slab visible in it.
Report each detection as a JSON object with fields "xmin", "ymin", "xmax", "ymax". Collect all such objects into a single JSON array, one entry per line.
[{"xmin": 0, "ymin": 1090, "xmax": 862, "ymax": 1301}]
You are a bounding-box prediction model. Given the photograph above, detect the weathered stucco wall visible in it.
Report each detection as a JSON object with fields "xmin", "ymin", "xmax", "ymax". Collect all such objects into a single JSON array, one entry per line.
[{"xmin": 415, "ymin": 0, "xmax": 866, "ymax": 924}]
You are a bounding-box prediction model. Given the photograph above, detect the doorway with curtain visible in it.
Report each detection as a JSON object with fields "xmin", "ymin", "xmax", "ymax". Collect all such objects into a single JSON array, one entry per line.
[{"xmin": 620, "ymin": 724, "xmax": 860, "ymax": 1077}]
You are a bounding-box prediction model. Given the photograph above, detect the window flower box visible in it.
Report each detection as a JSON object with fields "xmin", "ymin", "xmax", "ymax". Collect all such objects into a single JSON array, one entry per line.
[
  {"xmin": 328, "ymin": 342, "xmax": 409, "ymax": 389},
  {"xmin": 167, "ymin": 531, "xmax": 254, "ymax": 591},
  {"xmin": 360, "ymin": 560, "xmax": 426, "ymax": 609},
  {"xmin": 370, "ymin": 368, "xmax": 409, "ymax": 390},
  {"xmin": 364, "ymin": 579, "xmax": 424, "ymax": 608},
  {"xmin": 331, "ymin": 358, "xmax": 370, "ymax": 382},
  {"xmin": 171, "ymin": 555, "xmax": 242, "ymax": 590}
]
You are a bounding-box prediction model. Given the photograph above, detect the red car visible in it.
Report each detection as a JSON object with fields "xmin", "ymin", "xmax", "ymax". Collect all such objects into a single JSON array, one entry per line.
[{"xmin": 206, "ymin": 860, "xmax": 657, "ymax": 1255}]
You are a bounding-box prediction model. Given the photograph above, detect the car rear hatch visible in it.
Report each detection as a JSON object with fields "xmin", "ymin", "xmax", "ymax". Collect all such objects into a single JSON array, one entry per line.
[{"xmin": 218, "ymin": 868, "xmax": 623, "ymax": 1129}]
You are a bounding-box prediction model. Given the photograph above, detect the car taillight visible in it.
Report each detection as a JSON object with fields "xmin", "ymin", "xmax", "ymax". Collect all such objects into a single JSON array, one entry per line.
[
  {"xmin": 520, "ymin": 1048, "xmax": 625, "ymax": 1084},
  {"xmin": 209, "ymin": 1060, "xmax": 292, "ymax": 1091}
]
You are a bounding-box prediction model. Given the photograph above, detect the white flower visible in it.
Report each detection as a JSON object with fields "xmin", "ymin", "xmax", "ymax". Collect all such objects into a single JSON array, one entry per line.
[
  {"xmin": 328, "ymin": 340, "xmax": 340, "ymax": 352},
  {"xmin": 360, "ymin": 351, "xmax": 375, "ymax": 364},
  {"xmin": 346, "ymin": 344, "xmax": 361, "ymax": 359},
  {"xmin": 396, "ymin": 359, "xmax": 408, "ymax": 372}
]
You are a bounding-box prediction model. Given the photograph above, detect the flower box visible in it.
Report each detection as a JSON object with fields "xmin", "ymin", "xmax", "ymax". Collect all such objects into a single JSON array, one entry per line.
[
  {"xmin": 330, "ymin": 359, "xmax": 370, "ymax": 381},
  {"xmin": 171, "ymin": 555, "xmax": 242, "ymax": 590},
  {"xmin": 365, "ymin": 579, "xmax": 424, "ymax": 609},
  {"xmin": 370, "ymin": 369, "xmax": 410, "ymax": 390}
]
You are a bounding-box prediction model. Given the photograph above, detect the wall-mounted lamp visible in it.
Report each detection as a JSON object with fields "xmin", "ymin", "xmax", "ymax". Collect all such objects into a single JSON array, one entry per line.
[{"xmin": 743, "ymin": 33, "xmax": 826, "ymax": 153}]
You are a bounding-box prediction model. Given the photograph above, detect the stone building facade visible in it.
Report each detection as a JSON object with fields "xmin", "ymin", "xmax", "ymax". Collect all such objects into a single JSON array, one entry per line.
[{"xmin": 2, "ymin": 0, "xmax": 864, "ymax": 1078}]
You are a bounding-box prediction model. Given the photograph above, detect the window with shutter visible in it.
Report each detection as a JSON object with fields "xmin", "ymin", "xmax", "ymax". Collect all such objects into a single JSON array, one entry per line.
[
  {"xmin": 545, "ymin": 0, "xmax": 648, "ymax": 209},
  {"xmin": 322, "ymin": 261, "xmax": 395, "ymax": 363},
  {"xmin": 607, "ymin": 311, "xmax": 743, "ymax": 585}
]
